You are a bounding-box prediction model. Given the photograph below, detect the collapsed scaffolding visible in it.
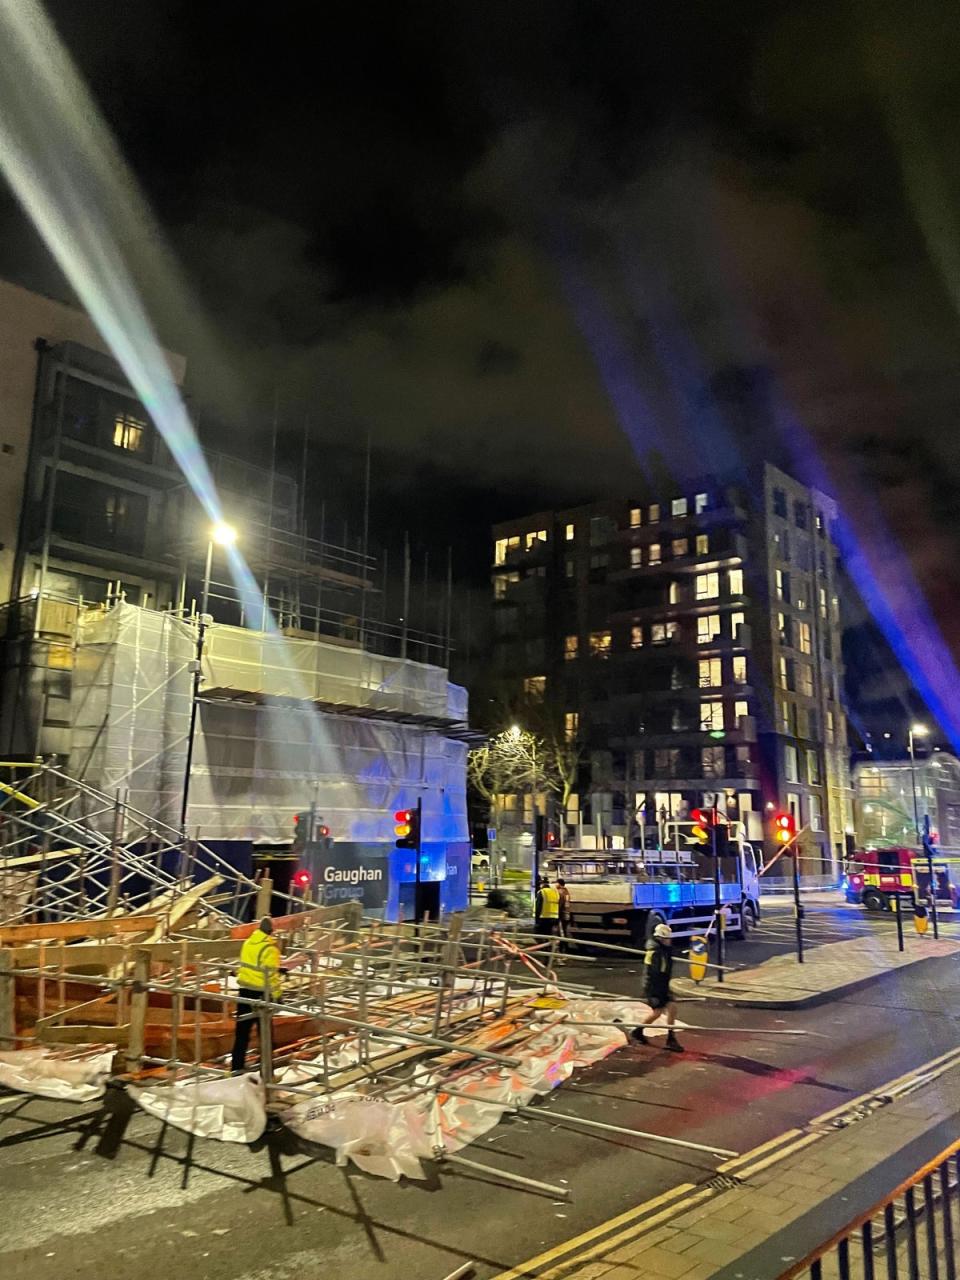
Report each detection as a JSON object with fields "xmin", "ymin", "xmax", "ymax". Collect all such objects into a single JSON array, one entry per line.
[{"xmin": 0, "ymin": 766, "xmax": 735, "ymax": 1191}]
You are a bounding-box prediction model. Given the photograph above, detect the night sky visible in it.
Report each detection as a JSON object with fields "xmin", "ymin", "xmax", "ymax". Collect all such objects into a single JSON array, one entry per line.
[{"xmin": 3, "ymin": 1, "xmax": 960, "ymax": 729}]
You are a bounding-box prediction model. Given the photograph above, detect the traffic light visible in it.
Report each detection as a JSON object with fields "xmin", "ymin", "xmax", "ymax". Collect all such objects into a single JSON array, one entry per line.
[
  {"xmin": 774, "ymin": 812, "xmax": 797, "ymax": 845},
  {"xmin": 690, "ymin": 808, "xmax": 711, "ymax": 845},
  {"xmin": 394, "ymin": 805, "xmax": 421, "ymax": 850},
  {"xmin": 293, "ymin": 869, "xmax": 312, "ymax": 889}
]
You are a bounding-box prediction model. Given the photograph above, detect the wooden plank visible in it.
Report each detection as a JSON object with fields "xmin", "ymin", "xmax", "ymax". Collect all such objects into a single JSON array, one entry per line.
[
  {"xmin": 35, "ymin": 1023, "xmax": 130, "ymax": 1045},
  {"xmin": 0, "ymin": 948, "xmax": 14, "ymax": 1046},
  {"xmin": 136, "ymin": 877, "xmax": 223, "ymax": 947},
  {"xmin": 230, "ymin": 901, "xmax": 357, "ymax": 939},
  {"xmin": 0, "ymin": 847, "xmax": 82, "ymax": 870},
  {"xmin": 0, "ymin": 917, "xmax": 160, "ymax": 945},
  {"xmin": 10, "ymin": 937, "xmax": 242, "ymax": 969}
]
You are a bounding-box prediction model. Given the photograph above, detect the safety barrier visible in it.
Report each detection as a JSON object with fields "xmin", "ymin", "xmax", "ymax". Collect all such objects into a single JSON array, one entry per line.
[{"xmin": 778, "ymin": 1139, "xmax": 959, "ymax": 1279}]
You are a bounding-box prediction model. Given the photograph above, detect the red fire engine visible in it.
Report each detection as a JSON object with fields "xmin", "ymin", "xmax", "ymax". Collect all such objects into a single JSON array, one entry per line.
[{"xmin": 845, "ymin": 846, "xmax": 956, "ymax": 912}]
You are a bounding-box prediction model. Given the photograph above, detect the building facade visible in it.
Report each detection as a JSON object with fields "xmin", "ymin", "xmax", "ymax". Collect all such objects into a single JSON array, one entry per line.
[
  {"xmin": 490, "ymin": 463, "xmax": 853, "ymax": 870},
  {"xmin": 853, "ymin": 750, "xmax": 960, "ymax": 849}
]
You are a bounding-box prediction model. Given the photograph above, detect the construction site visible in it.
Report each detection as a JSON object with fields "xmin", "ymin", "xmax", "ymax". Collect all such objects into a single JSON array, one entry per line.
[{"xmin": 0, "ymin": 760, "xmax": 721, "ymax": 1206}]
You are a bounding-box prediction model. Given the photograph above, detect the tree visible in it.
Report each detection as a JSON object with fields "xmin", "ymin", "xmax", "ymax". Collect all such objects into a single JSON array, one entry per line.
[{"xmin": 468, "ymin": 715, "xmax": 583, "ymax": 834}]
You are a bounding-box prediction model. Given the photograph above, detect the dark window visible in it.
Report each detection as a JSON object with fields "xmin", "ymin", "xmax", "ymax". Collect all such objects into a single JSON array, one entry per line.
[
  {"xmin": 589, "ymin": 515, "xmax": 613, "ymax": 546},
  {"xmin": 794, "ymin": 501, "xmax": 808, "ymax": 529},
  {"xmin": 51, "ymin": 471, "xmax": 147, "ymax": 555},
  {"xmin": 772, "ymin": 487, "xmax": 787, "ymax": 518}
]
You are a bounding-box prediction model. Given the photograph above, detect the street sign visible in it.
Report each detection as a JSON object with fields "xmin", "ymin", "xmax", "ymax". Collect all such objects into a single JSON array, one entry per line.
[{"xmin": 487, "ymin": 827, "xmax": 496, "ymax": 843}]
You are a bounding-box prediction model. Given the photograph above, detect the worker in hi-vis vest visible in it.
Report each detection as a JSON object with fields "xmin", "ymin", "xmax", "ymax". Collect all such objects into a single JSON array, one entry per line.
[
  {"xmin": 535, "ymin": 877, "xmax": 561, "ymax": 937},
  {"xmin": 231, "ymin": 916, "xmax": 283, "ymax": 1074}
]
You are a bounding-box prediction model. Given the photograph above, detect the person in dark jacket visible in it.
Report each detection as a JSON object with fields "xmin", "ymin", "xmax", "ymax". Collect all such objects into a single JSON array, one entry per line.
[{"xmin": 632, "ymin": 922, "xmax": 682, "ymax": 1052}]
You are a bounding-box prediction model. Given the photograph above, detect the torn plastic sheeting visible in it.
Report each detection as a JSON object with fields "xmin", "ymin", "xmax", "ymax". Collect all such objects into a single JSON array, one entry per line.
[
  {"xmin": 0, "ymin": 1048, "xmax": 114, "ymax": 1102},
  {"xmin": 283, "ymin": 997, "xmax": 639, "ymax": 1178},
  {"xmin": 129, "ymin": 1073, "xmax": 267, "ymax": 1144}
]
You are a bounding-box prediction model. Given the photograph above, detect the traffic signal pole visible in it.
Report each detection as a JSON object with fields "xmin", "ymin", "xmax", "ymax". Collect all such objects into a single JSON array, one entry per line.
[
  {"xmin": 711, "ymin": 807, "xmax": 724, "ymax": 983},
  {"xmin": 791, "ymin": 843, "xmax": 804, "ymax": 964},
  {"xmin": 923, "ymin": 815, "xmax": 940, "ymax": 940},
  {"xmin": 413, "ymin": 797, "xmax": 424, "ymax": 923}
]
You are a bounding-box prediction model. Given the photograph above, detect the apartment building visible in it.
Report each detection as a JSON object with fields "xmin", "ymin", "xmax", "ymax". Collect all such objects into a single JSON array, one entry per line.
[{"xmin": 490, "ymin": 463, "xmax": 853, "ymax": 869}]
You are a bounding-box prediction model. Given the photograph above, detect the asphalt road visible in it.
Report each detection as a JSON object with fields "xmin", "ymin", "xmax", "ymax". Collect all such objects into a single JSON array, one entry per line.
[{"xmin": 1, "ymin": 898, "xmax": 959, "ymax": 1280}]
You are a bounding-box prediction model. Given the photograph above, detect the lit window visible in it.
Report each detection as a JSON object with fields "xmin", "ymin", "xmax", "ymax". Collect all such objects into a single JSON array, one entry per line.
[
  {"xmin": 524, "ymin": 675, "xmax": 546, "ymax": 700},
  {"xmin": 797, "ymin": 663, "xmax": 813, "ymax": 697},
  {"xmin": 668, "ymin": 580, "xmax": 680, "ymax": 604},
  {"xmin": 807, "ymin": 793, "xmax": 823, "ymax": 830},
  {"xmin": 630, "ymin": 546, "xmax": 643, "ymax": 568},
  {"xmin": 780, "ymin": 698, "xmax": 792, "ymax": 733},
  {"xmin": 494, "ymin": 536, "xmax": 519, "ymax": 565},
  {"xmin": 565, "ymin": 522, "xmax": 575, "ymax": 541},
  {"xmin": 672, "ymin": 497, "xmax": 688, "ymax": 517},
  {"xmin": 826, "ymin": 709, "xmax": 835, "ymax": 742},
  {"xmin": 695, "ymin": 492, "xmax": 709, "ymax": 514},
  {"xmin": 728, "ymin": 568, "xmax": 744, "ymax": 596},
  {"xmin": 819, "ymin": 587, "xmax": 827, "ymax": 618},
  {"xmin": 564, "ymin": 634, "xmax": 578, "ymax": 661},
  {"xmin": 525, "ymin": 529, "xmax": 547, "ymax": 550},
  {"xmin": 113, "ymin": 413, "xmax": 145, "ymax": 452},
  {"xmin": 700, "ymin": 701, "xmax": 724, "ymax": 731},
  {"xmin": 652, "ymin": 621, "xmax": 678, "ymax": 644},
  {"xmin": 649, "ymin": 543, "xmax": 662, "ymax": 565},
  {"xmin": 797, "ymin": 706, "xmax": 810, "ymax": 738},
  {"xmin": 777, "ymin": 611, "xmax": 789, "ymax": 645},
  {"xmin": 806, "ymin": 749, "xmax": 820, "ymax": 784},
  {"xmin": 776, "ymin": 568, "xmax": 789, "ymax": 601},
  {"xmin": 831, "ymin": 593, "xmax": 839, "ymax": 621},
  {"xmin": 798, "ymin": 621, "xmax": 812, "ymax": 655},
  {"xmin": 734, "ymin": 700, "xmax": 749, "ymax": 724},
  {"xmin": 696, "ymin": 534, "xmax": 709, "ymax": 555},
  {"xmin": 695, "ymin": 572, "xmax": 719, "ymax": 600},
  {"xmin": 779, "ymin": 655, "xmax": 789, "ymax": 689},
  {"xmin": 648, "ymin": 503, "xmax": 661, "ymax": 523},
  {"xmin": 699, "ymin": 658, "xmax": 721, "ymax": 688},
  {"xmin": 630, "ymin": 625, "xmax": 644, "ymax": 649},
  {"xmin": 564, "ymin": 711, "xmax": 579, "ymax": 742},
  {"xmin": 785, "ymin": 744, "xmax": 799, "ymax": 783},
  {"xmin": 815, "ymin": 510, "xmax": 824, "ymax": 532},
  {"xmin": 698, "ymin": 614, "xmax": 721, "ymax": 645},
  {"xmin": 589, "ymin": 630, "xmax": 612, "ymax": 658},
  {"xmin": 732, "ymin": 655, "xmax": 747, "ymax": 685},
  {"xmin": 672, "ymin": 538, "xmax": 688, "ymax": 557},
  {"xmin": 493, "ymin": 571, "xmax": 520, "ymax": 600},
  {"xmin": 731, "ymin": 611, "xmax": 745, "ymax": 639},
  {"xmin": 629, "ymin": 507, "xmax": 642, "ymax": 528}
]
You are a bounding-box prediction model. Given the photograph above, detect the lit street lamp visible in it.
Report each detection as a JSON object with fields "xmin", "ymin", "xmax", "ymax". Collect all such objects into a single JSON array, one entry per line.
[
  {"xmin": 182, "ymin": 521, "xmax": 238, "ymax": 832},
  {"xmin": 201, "ymin": 520, "xmax": 237, "ymax": 617},
  {"xmin": 908, "ymin": 723, "xmax": 928, "ymax": 841}
]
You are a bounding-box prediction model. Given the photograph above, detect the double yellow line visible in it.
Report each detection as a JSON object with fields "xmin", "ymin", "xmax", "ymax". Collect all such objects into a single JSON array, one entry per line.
[{"xmin": 491, "ymin": 1047, "xmax": 960, "ymax": 1280}]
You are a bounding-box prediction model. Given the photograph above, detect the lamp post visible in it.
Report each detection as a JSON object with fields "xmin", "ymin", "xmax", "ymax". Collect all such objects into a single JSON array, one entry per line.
[
  {"xmin": 181, "ymin": 521, "xmax": 237, "ymax": 832},
  {"xmin": 201, "ymin": 521, "xmax": 237, "ymax": 617},
  {"xmin": 908, "ymin": 723, "xmax": 939, "ymax": 939}
]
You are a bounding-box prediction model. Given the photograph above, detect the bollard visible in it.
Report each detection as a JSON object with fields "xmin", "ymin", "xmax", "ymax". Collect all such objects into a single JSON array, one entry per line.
[
  {"xmin": 687, "ymin": 935, "xmax": 709, "ymax": 983},
  {"xmin": 894, "ymin": 890, "xmax": 905, "ymax": 952}
]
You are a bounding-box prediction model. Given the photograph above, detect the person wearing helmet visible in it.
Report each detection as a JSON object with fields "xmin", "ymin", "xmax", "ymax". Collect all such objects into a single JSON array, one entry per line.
[{"xmin": 632, "ymin": 921, "xmax": 682, "ymax": 1052}]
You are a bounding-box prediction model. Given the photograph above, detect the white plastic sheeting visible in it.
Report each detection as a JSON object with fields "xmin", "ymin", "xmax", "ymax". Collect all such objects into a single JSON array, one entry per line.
[
  {"xmin": 129, "ymin": 1073, "xmax": 267, "ymax": 1143},
  {"xmin": 281, "ymin": 997, "xmax": 648, "ymax": 1181},
  {"xmin": 69, "ymin": 603, "xmax": 470, "ymax": 847},
  {"xmin": 0, "ymin": 1047, "xmax": 114, "ymax": 1102}
]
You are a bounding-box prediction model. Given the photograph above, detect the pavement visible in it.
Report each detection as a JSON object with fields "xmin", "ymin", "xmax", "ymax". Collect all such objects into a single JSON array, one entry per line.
[{"xmin": 0, "ymin": 899, "xmax": 958, "ymax": 1280}]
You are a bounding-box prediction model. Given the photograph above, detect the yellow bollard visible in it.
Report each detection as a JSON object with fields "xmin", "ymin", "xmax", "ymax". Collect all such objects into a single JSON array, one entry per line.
[
  {"xmin": 687, "ymin": 934, "xmax": 709, "ymax": 982},
  {"xmin": 914, "ymin": 904, "xmax": 929, "ymax": 935}
]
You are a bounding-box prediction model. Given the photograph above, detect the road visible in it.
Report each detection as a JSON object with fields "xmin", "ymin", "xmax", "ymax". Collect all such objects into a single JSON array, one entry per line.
[{"xmin": 1, "ymin": 899, "xmax": 958, "ymax": 1280}]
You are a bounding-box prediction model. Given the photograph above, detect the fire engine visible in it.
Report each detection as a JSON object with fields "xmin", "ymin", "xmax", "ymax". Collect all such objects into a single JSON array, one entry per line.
[{"xmin": 845, "ymin": 846, "xmax": 957, "ymax": 912}]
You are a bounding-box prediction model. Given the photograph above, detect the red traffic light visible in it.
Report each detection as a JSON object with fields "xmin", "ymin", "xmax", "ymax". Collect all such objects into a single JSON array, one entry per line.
[
  {"xmin": 318, "ymin": 824, "xmax": 330, "ymax": 838},
  {"xmin": 773, "ymin": 812, "xmax": 797, "ymax": 844},
  {"xmin": 294, "ymin": 870, "xmax": 311, "ymax": 888},
  {"xmin": 394, "ymin": 809, "xmax": 413, "ymax": 824}
]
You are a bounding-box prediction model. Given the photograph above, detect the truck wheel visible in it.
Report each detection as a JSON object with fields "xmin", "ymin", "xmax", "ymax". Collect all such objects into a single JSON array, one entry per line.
[
  {"xmin": 728, "ymin": 901, "xmax": 756, "ymax": 941},
  {"xmin": 862, "ymin": 889, "xmax": 888, "ymax": 912}
]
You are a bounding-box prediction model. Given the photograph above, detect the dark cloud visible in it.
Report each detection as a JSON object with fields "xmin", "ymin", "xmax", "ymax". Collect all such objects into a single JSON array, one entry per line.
[{"xmin": 2, "ymin": 0, "xmax": 960, "ymax": 671}]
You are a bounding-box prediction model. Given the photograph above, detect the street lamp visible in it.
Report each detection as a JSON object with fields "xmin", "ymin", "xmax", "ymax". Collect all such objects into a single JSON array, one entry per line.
[
  {"xmin": 201, "ymin": 521, "xmax": 238, "ymax": 617},
  {"xmin": 908, "ymin": 723, "xmax": 928, "ymax": 841},
  {"xmin": 182, "ymin": 521, "xmax": 238, "ymax": 832}
]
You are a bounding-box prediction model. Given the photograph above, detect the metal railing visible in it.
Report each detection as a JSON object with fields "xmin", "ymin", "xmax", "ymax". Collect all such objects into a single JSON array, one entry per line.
[{"xmin": 779, "ymin": 1140, "xmax": 959, "ymax": 1280}]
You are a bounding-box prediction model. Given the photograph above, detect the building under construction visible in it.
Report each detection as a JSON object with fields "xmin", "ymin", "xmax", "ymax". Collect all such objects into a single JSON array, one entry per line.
[{"xmin": 0, "ymin": 282, "xmax": 473, "ymax": 919}]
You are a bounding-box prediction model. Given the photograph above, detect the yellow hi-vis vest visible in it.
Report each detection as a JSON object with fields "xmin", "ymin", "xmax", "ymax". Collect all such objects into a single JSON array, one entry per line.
[
  {"xmin": 539, "ymin": 886, "xmax": 560, "ymax": 919},
  {"xmin": 237, "ymin": 929, "xmax": 282, "ymax": 997}
]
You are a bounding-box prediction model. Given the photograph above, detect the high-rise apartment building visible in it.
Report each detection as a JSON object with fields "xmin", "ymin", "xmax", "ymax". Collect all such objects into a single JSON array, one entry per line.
[{"xmin": 490, "ymin": 463, "xmax": 853, "ymax": 870}]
